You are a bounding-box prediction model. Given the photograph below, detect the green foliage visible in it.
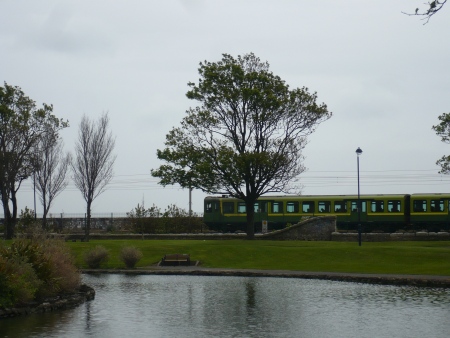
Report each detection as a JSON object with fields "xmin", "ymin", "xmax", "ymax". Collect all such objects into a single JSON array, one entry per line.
[
  {"xmin": 0, "ymin": 82, "xmax": 69, "ymax": 239},
  {"xmin": 1, "ymin": 240, "xmax": 53, "ymax": 287},
  {"xmin": 152, "ymin": 53, "xmax": 331, "ymax": 238},
  {"xmin": 18, "ymin": 207, "xmax": 36, "ymax": 226},
  {"xmin": 119, "ymin": 246, "xmax": 143, "ymax": 268},
  {"xmin": 84, "ymin": 245, "xmax": 110, "ymax": 268},
  {"xmin": 16, "ymin": 207, "xmax": 40, "ymax": 235},
  {"xmin": 0, "ymin": 255, "xmax": 41, "ymax": 307},
  {"xmin": 432, "ymin": 112, "xmax": 450, "ymax": 174},
  {"xmin": 126, "ymin": 203, "xmax": 207, "ymax": 234}
]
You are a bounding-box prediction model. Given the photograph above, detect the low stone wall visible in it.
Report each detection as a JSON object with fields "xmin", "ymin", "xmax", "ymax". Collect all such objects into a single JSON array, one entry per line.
[
  {"xmin": 57, "ymin": 218, "xmax": 450, "ymax": 242},
  {"xmin": 258, "ymin": 217, "xmax": 336, "ymax": 240},
  {"xmin": 0, "ymin": 284, "xmax": 95, "ymax": 319},
  {"xmin": 332, "ymin": 231, "xmax": 450, "ymax": 242},
  {"xmin": 65, "ymin": 233, "xmax": 247, "ymax": 241}
]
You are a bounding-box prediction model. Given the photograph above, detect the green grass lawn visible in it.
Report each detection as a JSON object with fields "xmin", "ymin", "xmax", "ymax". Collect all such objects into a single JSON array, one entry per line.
[{"xmin": 66, "ymin": 240, "xmax": 450, "ymax": 276}]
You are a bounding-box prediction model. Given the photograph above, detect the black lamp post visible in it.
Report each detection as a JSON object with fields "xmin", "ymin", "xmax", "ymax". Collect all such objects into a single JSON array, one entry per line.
[{"xmin": 356, "ymin": 147, "xmax": 363, "ymax": 246}]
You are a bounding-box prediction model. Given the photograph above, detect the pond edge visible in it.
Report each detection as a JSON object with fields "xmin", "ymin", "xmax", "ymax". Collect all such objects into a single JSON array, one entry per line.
[{"xmin": 0, "ymin": 284, "xmax": 95, "ymax": 319}]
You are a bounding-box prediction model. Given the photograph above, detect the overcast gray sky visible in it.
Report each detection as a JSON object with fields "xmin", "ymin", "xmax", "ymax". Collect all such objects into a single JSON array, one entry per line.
[{"xmin": 1, "ymin": 0, "xmax": 449, "ymax": 216}]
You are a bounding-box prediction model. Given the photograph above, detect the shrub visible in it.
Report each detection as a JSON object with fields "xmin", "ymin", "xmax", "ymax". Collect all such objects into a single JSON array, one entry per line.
[
  {"xmin": 119, "ymin": 246, "xmax": 143, "ymax": 268},
  {"xmin": 84, "ymin": 245, "xmax": 109, "ymax": 268},
  {"xmin": 0, "ymin": 255, "xmax": 41, "ymax": 307},
  {"xmin": 1, "ymin": 240, "xmax": 53, "ymax": 286},
  {"xmin": 0, "ymin": 236, "xmax": 80, "ymax": 306},
  {"xmin": 16, "ymin": 207, "xmax": 41, "ymax": 235},
  {"xmin": 44, "ymin": 239, "xmax": 81, "ymax": 294}
]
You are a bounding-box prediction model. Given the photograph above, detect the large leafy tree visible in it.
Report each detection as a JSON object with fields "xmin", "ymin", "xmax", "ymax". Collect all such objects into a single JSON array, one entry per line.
[
  {"xmin": 71, "ymin": 113, "xmax": 116, "ymax": 241},
  {"xmin": 152, "ymin": 53, "xmax": 331, "ymax": 238},
  {"xmin": 432, "ymin": 112, "xmax": 450, "ymax": 173},
  {"xmin": 0, "ymin": 82, "xmax": 68, "ymax": 239}
]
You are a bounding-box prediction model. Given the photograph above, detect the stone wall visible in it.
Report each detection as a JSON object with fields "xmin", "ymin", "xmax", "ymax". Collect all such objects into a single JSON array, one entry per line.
[
  {"xmin": 332, "ymin": 231, "xmax": 450, "ymax": 242},
  {"xmin": 258, "ymin": 217, "xmax": 336, "ymax": 240}
]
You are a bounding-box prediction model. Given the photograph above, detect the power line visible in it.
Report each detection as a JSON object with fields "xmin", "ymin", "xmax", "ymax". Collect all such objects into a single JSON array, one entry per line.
[{"xmin": 15, "ymin": 169, "xmax": 450, "ymax": 193}]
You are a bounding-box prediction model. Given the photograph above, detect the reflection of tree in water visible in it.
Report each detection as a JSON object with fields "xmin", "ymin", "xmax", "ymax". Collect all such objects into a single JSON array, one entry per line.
[
  {"xmin": 245, "ymin": 279, "xmax": 261, "ymax": 333},
  {"xmin": 85, "ymin": 301, "xmax": 92, "ymax": 332},
  {"xmin": 245, "ymin": 280, "xmax": 256, "ymax": 311}
]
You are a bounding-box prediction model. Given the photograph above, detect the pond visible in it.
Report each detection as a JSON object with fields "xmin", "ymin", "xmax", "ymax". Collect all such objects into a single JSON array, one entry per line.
[{"xmin": 1, "ymin": 274, "xmax": 450, "ymax": 338}]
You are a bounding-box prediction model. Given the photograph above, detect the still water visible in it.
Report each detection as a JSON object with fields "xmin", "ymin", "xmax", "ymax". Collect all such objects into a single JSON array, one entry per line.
[{"xmin": 1, "ymin": 274, "xmax": 450, "ymax": 338}]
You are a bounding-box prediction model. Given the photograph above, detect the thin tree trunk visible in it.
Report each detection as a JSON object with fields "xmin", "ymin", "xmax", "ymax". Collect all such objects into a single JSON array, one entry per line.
[
  {"xmin": 42, "ymin": 200, "xmax": 48, "ymax": 230},
  {"xmin": 85, "ymin": 200, "xmax": 92, "ymax": 241}
]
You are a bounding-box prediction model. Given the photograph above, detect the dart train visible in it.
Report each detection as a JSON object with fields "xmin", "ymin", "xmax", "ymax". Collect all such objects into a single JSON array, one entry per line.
[{"xmin": 203, "ymin": 193, "xmax": 450, "ymax": 233}]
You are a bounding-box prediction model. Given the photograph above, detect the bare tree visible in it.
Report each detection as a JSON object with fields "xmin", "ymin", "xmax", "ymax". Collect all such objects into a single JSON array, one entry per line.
[
  {"xmin": 34, "ymin": 129, "xmax": 71, "ymax": 229},
  {"xmin": 402, "ymin": 0, "xmax": 447, "ymax": 24},
  {"xmin": 71, "ymin": 113, "xmax": 116, "ymax": 240}
]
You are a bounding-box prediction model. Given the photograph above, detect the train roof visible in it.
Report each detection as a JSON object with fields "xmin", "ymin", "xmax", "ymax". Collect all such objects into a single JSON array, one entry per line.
[{"xmin": 205, "ymin": 194, "xmax": 411, "ymax": 200}]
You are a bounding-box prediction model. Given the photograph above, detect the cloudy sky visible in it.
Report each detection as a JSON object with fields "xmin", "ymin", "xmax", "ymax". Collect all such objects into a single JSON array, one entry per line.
[{"xmin": 1, "ymin": 0, "xmax": 449, "ymax": 216}]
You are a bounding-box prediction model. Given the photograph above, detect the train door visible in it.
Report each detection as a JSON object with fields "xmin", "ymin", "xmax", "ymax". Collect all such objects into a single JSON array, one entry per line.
[
  {"xmin": 254, "ymin": 201, "xmax": 268, "ymax": 232},
  {"xmin": 350, "ymin": 199, "xmax": 368, "ymax": 225}
]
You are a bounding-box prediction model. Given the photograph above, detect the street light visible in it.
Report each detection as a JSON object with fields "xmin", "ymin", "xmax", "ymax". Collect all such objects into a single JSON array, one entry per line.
[{"xmin": 356, "ymin": 147, "xmax": 363, "ymax": 246}]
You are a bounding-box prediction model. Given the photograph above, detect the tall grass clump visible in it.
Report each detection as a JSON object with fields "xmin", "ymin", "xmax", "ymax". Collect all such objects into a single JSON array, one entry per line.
[
  {"xmin": 0, "ymin": 237, "xmax": 81, "ymax": 308},
  {"xmin": 84, "ymin": 245, "xmax": 109, "ymax": 268},
  {"xmin": 119, "ymin": 246, "xmax": 143, "ymax": 268}
]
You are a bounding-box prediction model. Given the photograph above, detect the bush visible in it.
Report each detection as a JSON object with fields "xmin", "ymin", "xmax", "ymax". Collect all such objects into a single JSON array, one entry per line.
[
  {"xmin": 84, "ymin": 245, "xmax": 109, "ymax": 268},
  {"xmin": 119, "ymin": 246, "xmax": 143, "ymax": 268},
  {"xmin": 0, "ymin": 255, "xmax": 41, "ymax": 307},
  {"xmin": 16, "ymin": 207, "xmax": 41, "ymax": 235},
  {"xmin": 1, "ymin": 240, "xmax": 53, "ymax": 291},
  {"xmin": 0, "ymin": 237, "xmax": 80, "ymax": 306},
  {"xmin": 44, "ymin": 239, "xmax": 80, "ymax": 294}
]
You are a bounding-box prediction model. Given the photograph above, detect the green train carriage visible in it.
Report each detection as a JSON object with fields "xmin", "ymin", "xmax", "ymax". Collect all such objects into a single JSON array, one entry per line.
[
  {"xmin": 203, "ymin": 193, "xmax": 450, "ymax": 233},
  {"xmin": 409, "ymin": 193, "xmax": 450, "ymax": 231}
]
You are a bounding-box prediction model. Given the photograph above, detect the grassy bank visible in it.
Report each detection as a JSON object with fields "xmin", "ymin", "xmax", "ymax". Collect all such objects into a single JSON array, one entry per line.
[{"xmin": 66, "ymin": 240, "xmax": 450, "ymax": 276}]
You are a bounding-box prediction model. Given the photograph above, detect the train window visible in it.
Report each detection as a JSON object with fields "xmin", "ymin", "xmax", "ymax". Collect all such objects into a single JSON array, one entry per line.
[
  {"xmin": 413, "ymin": 200, "xmax": 427, "ymax": 212},
  {"xmin": 238, "ymin": 202, "xmax": 246, "ymax": 213},
  {"xmin": 388, "ymin": 200, "xmax": 401, "ymax": 212},
  {"xmin": 254, "ymin": 202, "xmax": 267, "ymax": 213},
  {"xmin": 318, "ymin": 201, "xmax": 331, "ymax": 213},
  {"xmin": 371, "ymin": 201, "xmax": 384, "ymax": 213},
  {"xmin": 351, "ymin": 201, "xmax": 367, "ymax": 212},
  {"xmin": 205, "ymin": 202, "xmax": 213, "ymax": 213},
  {"xmin": 271, "ymin": 201, "xmax": 283, "ymax": 213},
  {"xmin": 334, "ymin": 201, "xmax": 347, "ymax": 213},
  {"xmin": 286, "ymin": 201, "xmax": 299, "ymax": 213},
  {"xmin": 302, "ymin": 201, "xmax": 314, "ymax": 213},
  {"xmin": 431, "ymin": 200, "xmax": 444, "ymax": 212},
  {"xmin": 223, "ymin": 202, "xmax": 234, "ymax": 214},
  {"xmin": 261, "ymin": 201, "xmax": 267, "ymax": 212}
]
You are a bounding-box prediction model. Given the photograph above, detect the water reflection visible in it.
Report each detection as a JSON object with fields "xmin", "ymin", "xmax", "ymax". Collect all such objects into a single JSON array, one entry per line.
[{"xmin": 1, "ymin": 274, "xmax": 450, "ymax": 338}]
